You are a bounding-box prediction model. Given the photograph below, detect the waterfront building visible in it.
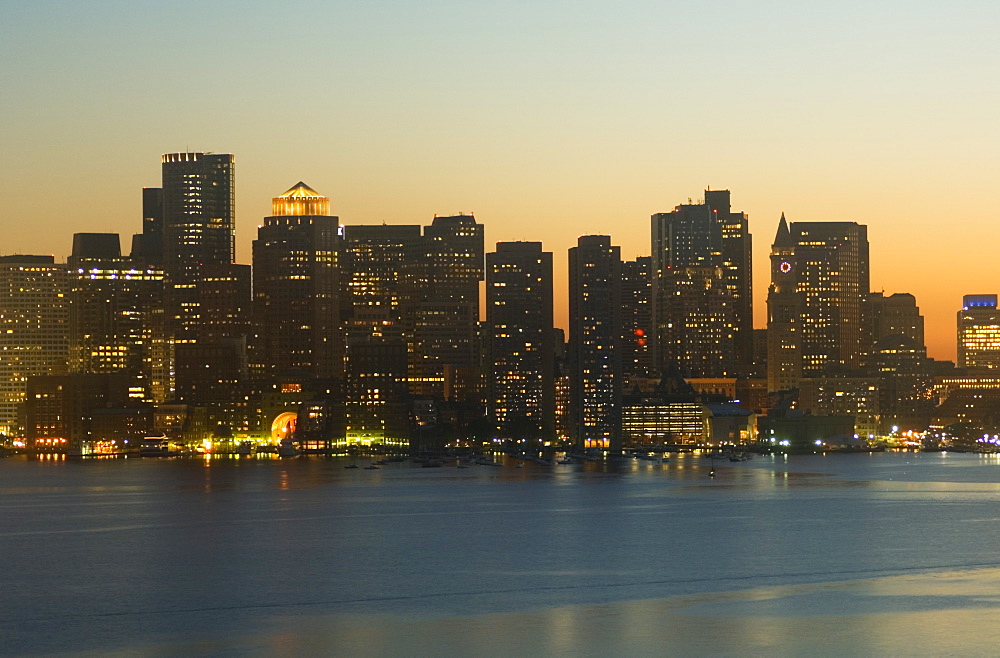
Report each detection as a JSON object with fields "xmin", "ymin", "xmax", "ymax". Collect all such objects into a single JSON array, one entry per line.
[
  {"xmin": 174, "ymin": 262, "xmax": 251, "ymax": 434},
  {"xmin": 486, "ymin": 242, "xmax": 554, "ymax": 443},
  {"xmin": 798, "ymin": 375, "xmax": 881, "ymax": 439},
  {"xmin": 0, "ymin": 256, "xmax": 70, "ymax": 437},
  {"xmin": 930, "ymin": 388, "xmax": 1000, "ymax": 433},
  {"xmin": 957, "ymin": 294, "xmax": 1000, "ymax": 370},
  {"xmin": 342, "ymin": 223, "xmax": 422, "ymax": 440},
  {"xmin": 344, "ymin": 337, "xmax": 410, "ymax": 448},
  {"xmin": 569, "ymin": 235, "xmax": 622, "ymax": 451},
  {"xmin": 705, "ymin": 404, "xmax": 757, "ymax": 445},
  {"xmin": 621, "ymin": 369, "xmax": 707, "ymax": 445},
  {"xmin": 24, "ymin": 373, "xmax": 131, "ymax": 453}
]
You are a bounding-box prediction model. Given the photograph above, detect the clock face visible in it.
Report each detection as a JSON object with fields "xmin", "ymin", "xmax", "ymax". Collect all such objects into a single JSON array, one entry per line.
[{"xmin": 779, "ymin": 261, "xmax": 792, "ymax": 273}]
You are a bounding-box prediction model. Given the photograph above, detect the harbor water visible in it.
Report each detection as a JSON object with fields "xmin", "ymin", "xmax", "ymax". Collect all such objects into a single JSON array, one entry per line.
[{"xmin": 3, "ymin": 451, "xmax": 1000, "ymax": 655}]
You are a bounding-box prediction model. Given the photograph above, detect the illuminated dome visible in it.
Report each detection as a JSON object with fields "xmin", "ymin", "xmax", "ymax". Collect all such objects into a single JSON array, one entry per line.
[{"xmin": 271, "ymin": 181, "xmax": 330, "ymax": 216}]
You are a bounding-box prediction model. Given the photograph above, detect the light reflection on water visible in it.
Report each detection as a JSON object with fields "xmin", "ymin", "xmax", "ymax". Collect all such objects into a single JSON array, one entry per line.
[{"xmin": 3, "ymin": 451, "xmax": 1000, "ymax": 654}]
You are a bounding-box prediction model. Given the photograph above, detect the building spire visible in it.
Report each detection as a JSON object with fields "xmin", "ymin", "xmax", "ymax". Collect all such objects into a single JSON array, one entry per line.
[{"xmin": 773, "ymin": 212, "xmax": 793, "ymax": 247}]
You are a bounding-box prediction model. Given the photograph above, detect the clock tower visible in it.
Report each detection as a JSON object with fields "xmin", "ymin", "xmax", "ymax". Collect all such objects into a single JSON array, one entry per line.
[{"xmin": 767, "ymin": 214, "xmax": 803, "ymax": 393}]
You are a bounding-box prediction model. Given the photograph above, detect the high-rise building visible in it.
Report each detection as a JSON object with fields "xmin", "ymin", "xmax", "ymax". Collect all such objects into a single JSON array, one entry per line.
[
  {"xmin": 343, "ymin": 224, "xmax": 422, "ymax": 338},
  {"xmin": 407, "ymin": 214, "xmax": 484, "ymax": 399},
  {"xmin": 766, "ymin": 215, "xmax": 802, "ymax": 393},
  {"xmin": 706, "ymin": 189, "xmax": 753, "ymax": 374},
  {"xmin": 252, "ymin": 182, "xmax": 343, "ymax": 380},
  {"xmin": 621, "ymin": 256, "xmax": 653, "ymax": 380},
  {"xmin": 957, "ymin": 295, "xmax": 1000, "ymax": 370},
  {"xmin": 766, "ymin": 216, "xmax": 870, "ymax": 392},
  {"xmin": 651, "ymin": 189, "xmax": 751, "ymax": 378},
  {"xmin": 132, "ymin": 187, "xmax": 164, "ymax": 267},
  {"xmin": 569, "ymin": 235, "xmax": 622, "ymax": 451},
  {"xmin": 161, "ymin": 152, "xmax": 235, "ymax": 341},
  {"xmin": 486, "ymin": 242, "xmax": 554, "ymax": 442},
  {"xmin": 0, "ymin": 256, "xmax": 70, "ymax": 436},
  {"xmin": 868, "ymin": 292, "xmax": 925, "ymax": 350},
  {"xmin": 341, "ymin": 224, "xmax": 424, "ymax": 448},
  {"xmin": 174, "ymin": 263, "xmax": 251, "ymax": 410},
  {"xmin": 67, "ymin": 233, "xmax": 163, "ymax": 401}
]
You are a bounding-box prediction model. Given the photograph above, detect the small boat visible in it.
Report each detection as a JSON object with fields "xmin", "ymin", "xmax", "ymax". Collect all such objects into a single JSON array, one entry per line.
[
  {"xmin": 236, "ymin": 440, "xmax": 256, "ymax": 456},
  {"xmin": 344, "ymin": 463, "xmax": 360, "ymax": 469},
  {"xmin": 277, "ymin": 439, "xmax": 299, "ymax": 458},
  {"xmin": 364, "ymin": 464, "xmax": 380, "ymax": 470},
  {"xmin": 138, "ymin": 436, "xmax": 179, "ymax": 457}
]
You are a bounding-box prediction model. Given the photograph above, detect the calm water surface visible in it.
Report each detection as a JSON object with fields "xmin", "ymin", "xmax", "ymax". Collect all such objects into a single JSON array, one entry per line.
[{"xmin": 3, "ymin": 451, "xmax": 1000, "ymax": 655}]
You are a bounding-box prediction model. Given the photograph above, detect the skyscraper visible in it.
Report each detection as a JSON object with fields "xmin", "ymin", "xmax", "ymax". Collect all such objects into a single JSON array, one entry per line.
[
  {"xmin": 766, "ymin": 215, "xmax": 802, "ymax": 393},
  {"xmin": 132, "ymin": 187, "xmax": 164, "ymax": 267},
  {"xmin": 706, "ymin": 190, "xmax": 753, "ymax": 375},
  {"xmin": 252, "ymin": 182, "xmax": 343, "ymax": 379},
  {"xmin": 161, "ymin": 152, "xmax": 235, "ymax": 340},
  {"xmin": 407, "ymin": 214, "xmax": 484, "ymax": 399},
  {"xmin": 487, "ymin": 242, "xmax": 554, "ymax": 442},
  {"xmin": 342, "ymin": 225, "xmax": 422, "ymax": 448},
  {"xmin": 621, "ymin": 256, "xmax": 653, "ymax": 380},
  {"xmin": 343, "ymin": 224, "xmax": 422, "ymax": 339},
  {"xmin": 651, "ymin": 190, "xmax": 751, "ymax": 378},
  {"xmin": 569, "ymin": 235, "xmax": 622, "ymax": 451},
  {"xmin": 67, "ymin": 233, "xmax": 163, "ymax": 401},
  {"xmin": 957, "ymin": 295, "xmax": 1000, "ymax": 370},
  {"xmin": 0, "ymin": 256, "xmax": 70, "ymax": 436},
  {"xmin": 868, "ymin": 292, "xmax": 925, "ymax": 351},
  {"xmin": 174, "ymin": 263, "xmax": 251, "ymax": 409},
  {"xmin": 766, "ymin": 216, "xmax": 870, "ymax": 392}
]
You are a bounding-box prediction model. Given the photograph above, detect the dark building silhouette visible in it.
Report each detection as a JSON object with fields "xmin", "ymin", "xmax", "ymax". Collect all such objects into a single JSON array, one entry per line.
[
  {"xmin": 132, "ymin": 187, "xmax": 164, "ymax": 267},
  {"xmin": 621, "ymin": 256, "xmax": 653, "ymax": 379},
  {"xmin": 406, "ymin": 214, "xmax": 484, "ymax": 399},
  {"xmin": 68, "ymin": 233, "xmax": 163, "ymax": 402},
  {"xmin": 174, "ymin": 263, "xmax": 251, "ymax": 410},
  {"xmin": 651, "ymin": 189, "xmax": 751, "ymax": 378},
  {"xmin": 868, "ymin": 292, "xmax": 925, "ymax": 350},
  {"xmin": 706, "ymin": 189, "xmax": 753, "ymax": 375},
  {"xmin": 253, "ymin": 182, "xmax": 343, "ymax": 380},
  {"xmin": 341, "ymin": 224, "xmax": 424, "ymax": 449},
  {"xmin": 161, "ymin": 152, "xmax": 235, "ymax": 341},
  {"xmin": 343, "ymin": 224, "xmax": 422, "ymax": 339},
  {"xmin": 569, "ymin": 235, "xmax": 622, "ymax": 451},
  {"xmin": 24, "ymin": 373, "xmax": 130, "ymax": 453},
  {"xmin": 487, "ymin": 242, "xmax": 554, "ymax": 443}
]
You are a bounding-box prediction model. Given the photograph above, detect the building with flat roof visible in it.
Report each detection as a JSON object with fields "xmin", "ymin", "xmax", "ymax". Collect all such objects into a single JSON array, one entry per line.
[{"xmin": 957, "ymin": 295, "xmax": 1000, "ymax": 371}]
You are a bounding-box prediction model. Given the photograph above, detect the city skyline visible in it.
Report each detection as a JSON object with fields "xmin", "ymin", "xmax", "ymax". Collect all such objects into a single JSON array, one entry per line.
[{"xmin": 4, "ymin": 2, "xmax": 1000, "ymax": 361}]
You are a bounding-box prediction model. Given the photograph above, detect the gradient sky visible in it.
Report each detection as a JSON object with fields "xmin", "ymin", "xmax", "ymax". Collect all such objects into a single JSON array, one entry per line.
[{"xmin": 3, "ymin": 0, "xmax": 999, "ymax": 361}]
